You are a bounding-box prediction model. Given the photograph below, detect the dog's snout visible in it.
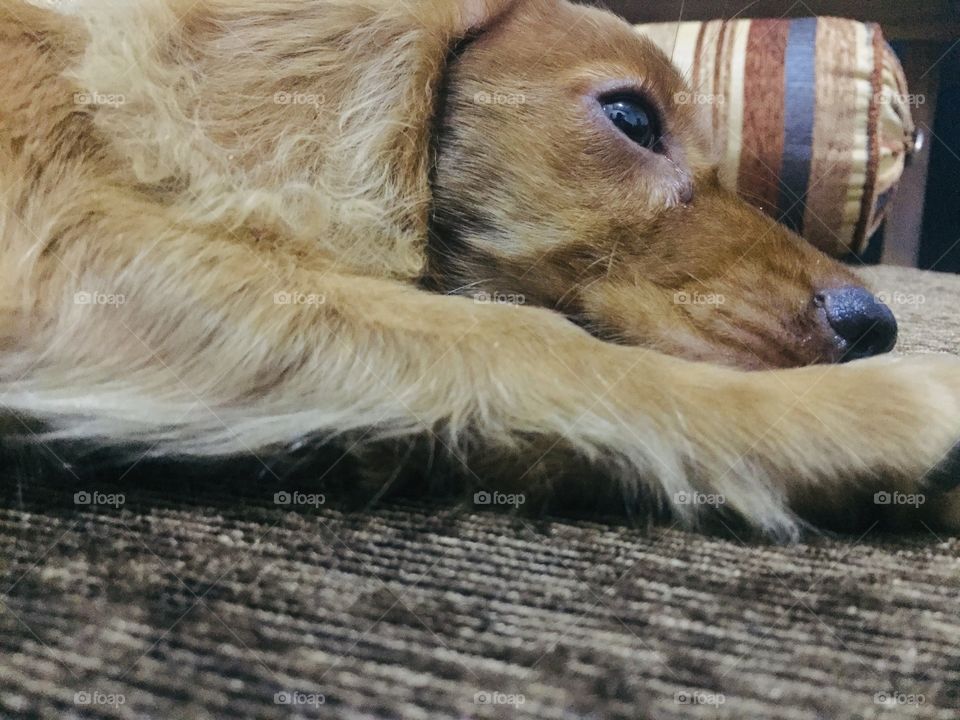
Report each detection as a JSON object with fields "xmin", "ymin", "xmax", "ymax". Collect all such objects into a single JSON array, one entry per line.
[{"xmin": 817, "ymin": 287, "xmax": 898, "ymax": 361}]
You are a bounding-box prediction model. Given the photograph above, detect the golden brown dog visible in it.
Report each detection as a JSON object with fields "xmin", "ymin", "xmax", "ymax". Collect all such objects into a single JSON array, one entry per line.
[{"xmin": 1, "ymin": 0, "xmax": 958, "ymax": 537}]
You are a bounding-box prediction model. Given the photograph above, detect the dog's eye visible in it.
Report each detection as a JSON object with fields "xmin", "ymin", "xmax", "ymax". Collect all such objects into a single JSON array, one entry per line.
[{"xmin": 600, "ymin": 95, "xmax": 662, "ymax": 151}]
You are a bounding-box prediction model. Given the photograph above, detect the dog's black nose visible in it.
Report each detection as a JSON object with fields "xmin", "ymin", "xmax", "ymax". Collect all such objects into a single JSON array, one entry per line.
[{"xmin": 818, "ymin": 287, "xmax": 898, "ymax": 361}]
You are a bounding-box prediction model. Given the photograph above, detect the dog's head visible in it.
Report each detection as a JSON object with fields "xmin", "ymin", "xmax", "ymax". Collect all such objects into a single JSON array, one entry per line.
[{"xmin": 424, "ymin": 0, "xmax": 897, "ymax": 369}]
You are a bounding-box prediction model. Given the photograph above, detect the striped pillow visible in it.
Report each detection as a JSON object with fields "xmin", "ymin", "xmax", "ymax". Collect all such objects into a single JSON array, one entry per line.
[{"xmin": 635, "ymin": 18, "xmax": 916, "ymax": 257}]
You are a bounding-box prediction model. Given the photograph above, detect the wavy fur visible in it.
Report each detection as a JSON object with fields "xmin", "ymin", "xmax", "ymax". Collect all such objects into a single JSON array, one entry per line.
[{"xmin": 0, "ymin": 0, "xmax": 958, "ymax": 539}]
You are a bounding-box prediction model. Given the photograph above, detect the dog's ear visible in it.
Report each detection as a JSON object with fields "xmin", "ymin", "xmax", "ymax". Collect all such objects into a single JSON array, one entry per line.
[
  {"xmin": 455, "ymin": 0, "xmax": 521, "ymax": 34},
  {"xmin": 65, "ymin": 0, "xmax": 530, "ymax": 281},
  {"xmin": 350, "ymin": 0, "xmax": 526, "ymax": 278}
]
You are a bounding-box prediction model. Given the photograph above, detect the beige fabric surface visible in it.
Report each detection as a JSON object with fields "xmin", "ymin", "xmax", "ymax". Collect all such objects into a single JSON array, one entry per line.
[{"xmin": 1, "ymin": 265, "xmax": 958, "ymax": 720}]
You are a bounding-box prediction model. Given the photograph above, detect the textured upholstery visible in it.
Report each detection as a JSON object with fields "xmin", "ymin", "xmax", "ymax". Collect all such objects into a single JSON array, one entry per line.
[{"xmin": 635, "ymin": 19, "xmax": 917, "ymax": 257}]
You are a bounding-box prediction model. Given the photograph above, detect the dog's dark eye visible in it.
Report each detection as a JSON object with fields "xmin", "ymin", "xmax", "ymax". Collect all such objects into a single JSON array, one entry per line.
[{"xmin": 601, "ymin": 95, "xmax": 662, "ymax": 152}]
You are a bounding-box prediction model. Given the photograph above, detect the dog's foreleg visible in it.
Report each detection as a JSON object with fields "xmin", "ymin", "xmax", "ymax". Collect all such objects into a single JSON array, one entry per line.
[{"xmin": 4, "ymin": 208, "xmax": 960, "ymax": 535}]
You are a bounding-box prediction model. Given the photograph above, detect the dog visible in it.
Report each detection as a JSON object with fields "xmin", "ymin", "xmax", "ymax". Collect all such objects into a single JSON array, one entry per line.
[{"xmin": 0, "ymin": 0, "xmax": 958, "ymax": 538}]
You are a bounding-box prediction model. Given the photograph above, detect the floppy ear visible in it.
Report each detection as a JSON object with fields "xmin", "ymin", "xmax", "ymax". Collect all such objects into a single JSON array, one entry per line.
[
  {"xmin": 299, "ymin": 0, "xmax": 526, "ymax": 278},
  {"xmin": 364, "ymin": 0, "xmax": 523, "ymax": 276},
  {"xmin": 65, "ymin": 0, "xmax": 525, "ymax": 280}
]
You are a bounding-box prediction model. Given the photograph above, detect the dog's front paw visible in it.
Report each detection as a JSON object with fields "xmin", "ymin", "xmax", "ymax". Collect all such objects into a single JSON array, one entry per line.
[
  {"xmin": 706, "ymin": 354, "xmax": 960, "ymax": 535},
  {"xmin": 833, "ymin": 354, "xmax": 960, "ymax": 473},
  {"xmin": 892, "ymin": 355, "xmax": 960, "ymax": 479},
  {"xmin": 804, "ymin": 355, "xmax": 960, "ymax": 531}
]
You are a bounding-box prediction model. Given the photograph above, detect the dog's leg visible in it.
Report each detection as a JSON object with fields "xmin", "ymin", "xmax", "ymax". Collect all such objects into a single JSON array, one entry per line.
[{"xmin": 4, "ymin": 197, "xmax": 960, "ymax": 537}]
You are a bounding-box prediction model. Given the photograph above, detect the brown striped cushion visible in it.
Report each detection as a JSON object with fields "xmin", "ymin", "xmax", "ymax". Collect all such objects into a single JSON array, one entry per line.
[{"xmin": 635, "ymin": 19, "xmax": 917, "ymax": 257}]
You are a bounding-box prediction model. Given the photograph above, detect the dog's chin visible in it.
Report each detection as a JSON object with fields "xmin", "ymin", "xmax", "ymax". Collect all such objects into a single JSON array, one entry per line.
[
  {"xmin": 570, "ymin": 296, "xmax": 875, "ymax": 370},
  {"xmin": 662, "ymin": 300, "xmax": 899, "ymax": 369},
  {"xmin": 710, "ymin": 344, "xmax": 842, "ymax": 371},
  {"xmin": 655, "ymin": 340, "xmax": 846, "ymax": 371},
  {"xmin": 580, "ymin": 322, "xmax": 850, "ymax": 371}
]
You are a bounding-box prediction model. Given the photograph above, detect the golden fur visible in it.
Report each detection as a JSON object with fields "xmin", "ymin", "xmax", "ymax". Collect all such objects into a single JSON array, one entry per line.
[{"xmin": 1, "ymin": 0, "xmax": 958, "ymax": 538}]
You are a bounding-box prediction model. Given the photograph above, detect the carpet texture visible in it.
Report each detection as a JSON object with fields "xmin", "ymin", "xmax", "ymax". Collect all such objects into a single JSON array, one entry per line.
[{"xmin": 1, "ymin": 265, "xmax": 959, "ymax": 720}]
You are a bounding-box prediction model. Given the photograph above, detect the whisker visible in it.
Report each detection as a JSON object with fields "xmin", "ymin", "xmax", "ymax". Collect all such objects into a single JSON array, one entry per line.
[{"xmin": 445, "ymin": 278, "xmax": 495, "ymax": 295}]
